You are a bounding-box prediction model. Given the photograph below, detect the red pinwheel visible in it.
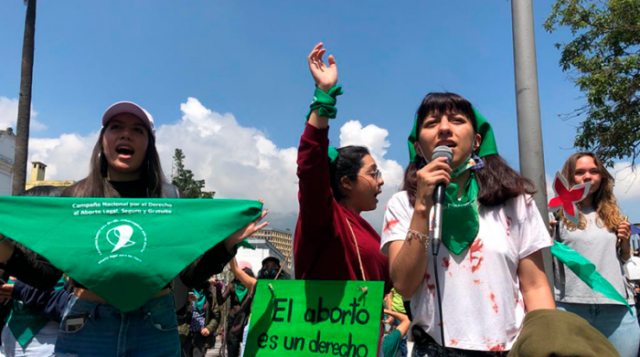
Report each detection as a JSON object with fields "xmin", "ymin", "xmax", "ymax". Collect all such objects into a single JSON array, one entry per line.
[{"xmin": 548, "ymin": 172, "xmax": 591, "ymax": 226}]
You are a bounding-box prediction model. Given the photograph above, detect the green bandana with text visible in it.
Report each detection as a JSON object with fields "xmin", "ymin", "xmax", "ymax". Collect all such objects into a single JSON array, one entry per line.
[{"xmin": 0, "ymin": 196, "xmax": 262, "ymax": 312}]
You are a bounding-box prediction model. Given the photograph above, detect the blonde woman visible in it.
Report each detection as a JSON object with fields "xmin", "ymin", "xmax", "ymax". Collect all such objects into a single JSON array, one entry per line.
[{"xmin": 553, "ymin": 152, "xmax": 639, "ymax": 357}]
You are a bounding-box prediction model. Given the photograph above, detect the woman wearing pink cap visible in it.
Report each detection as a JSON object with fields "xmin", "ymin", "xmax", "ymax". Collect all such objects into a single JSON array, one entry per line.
[{"xmin": 44, "ymin": 101, "xmax": 269, "ymax": 357}]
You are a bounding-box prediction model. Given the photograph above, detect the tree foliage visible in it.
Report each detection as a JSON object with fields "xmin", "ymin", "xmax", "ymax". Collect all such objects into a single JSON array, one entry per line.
[
  {"xmin": 171, "ymin": 148, "xmax": 215, "ymax": 199},
  {"xmin": 544, "ymin": 0, "xmax": 640, "ymax": 166}
]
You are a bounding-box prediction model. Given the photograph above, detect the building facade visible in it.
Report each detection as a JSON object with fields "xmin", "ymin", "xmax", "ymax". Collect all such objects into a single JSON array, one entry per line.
[
  {"xmin": 0, "ymin": 128, "xmax": 16, "ymax": 196},
  {"xmin": 235, "ymin": 236, "xmax": 293, "ymax": 278},
  {"xmin": 25, "ymin": 161, "xmax": 75, "ymax": 191},
  {"xmin": 250, "ymin": 228, "xmax": 293, "ymax": 269}
]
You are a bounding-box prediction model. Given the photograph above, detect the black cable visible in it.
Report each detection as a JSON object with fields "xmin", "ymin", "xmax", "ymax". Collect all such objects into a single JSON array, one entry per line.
[{"xmin": 432, "ymin": 245, "xmax": 447, "ymax": 357}]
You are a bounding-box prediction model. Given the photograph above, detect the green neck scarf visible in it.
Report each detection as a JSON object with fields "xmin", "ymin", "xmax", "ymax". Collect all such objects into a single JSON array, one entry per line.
[
  {"xmin": 234, "ymin": 282, "xmax": 248, "ymax": 302},
  {"xmin": 442, "ymin": 172, "xmax": 480, "ymax": 255},
  {"xmin": 0, "ymin": 196, "xmax": 262, "ymax": 312}
]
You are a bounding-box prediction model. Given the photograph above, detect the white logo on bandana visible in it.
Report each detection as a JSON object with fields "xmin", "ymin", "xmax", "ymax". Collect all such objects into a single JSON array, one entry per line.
[
  {"xmin": 95, "ymin": 219, "xmax": 147, "ymax": 264},
  {"xmin": 107, "ymin": 224, "xmax": 136, "ymax": 252}
]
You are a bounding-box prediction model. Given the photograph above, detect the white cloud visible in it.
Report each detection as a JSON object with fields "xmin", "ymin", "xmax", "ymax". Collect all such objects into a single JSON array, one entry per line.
[
  {"xmin": 612, "ymin": 163, "xmax": 640, "ymax": 202},
  {"xmin": 0, "ymin": 96, "xmax": 48, "ymax": 132},
  {"xmin": 29, "ymin": 133, "xmax": 98, "ymax": 180},
  {"xmin": 155, "ymin": 97, "xmax": 299, "ymax": 220},
  {"xmin": 25, "ymin": 98, "xmax": 403, "ymax": 231}
]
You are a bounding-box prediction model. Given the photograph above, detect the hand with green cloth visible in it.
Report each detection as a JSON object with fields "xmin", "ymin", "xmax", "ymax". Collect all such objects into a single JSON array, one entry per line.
[
  {"xmin": 308, "ymin": 42, "xmax": 338, "ymax": 96},
  {"xmin": 306, "ymin": 42, "xmax": 342, "ymax": 125}
]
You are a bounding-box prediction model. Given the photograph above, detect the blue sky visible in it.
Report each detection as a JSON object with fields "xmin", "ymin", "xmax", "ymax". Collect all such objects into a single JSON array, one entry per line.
[{"xmin": 1, "ymin": 0, "xmax": 638, "ymax": 229}]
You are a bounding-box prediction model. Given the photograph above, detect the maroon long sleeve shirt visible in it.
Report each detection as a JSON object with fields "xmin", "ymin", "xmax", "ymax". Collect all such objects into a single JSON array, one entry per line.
[{"xmin": 294, "ymin": 124, "xmax": 391, "ymax": 292}]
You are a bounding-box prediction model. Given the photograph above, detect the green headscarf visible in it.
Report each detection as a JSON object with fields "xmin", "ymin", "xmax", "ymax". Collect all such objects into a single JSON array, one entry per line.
[
  {"xmin": 328, "ymin": 147, "xmax": 339, "ymax": 163},
  {"xmin": 406, "ymin": 105, "xmax": 498, "ymax": 255},
  {"xmin": 407, "ymin": 106, "xmax": 498, "ymax": 163}
]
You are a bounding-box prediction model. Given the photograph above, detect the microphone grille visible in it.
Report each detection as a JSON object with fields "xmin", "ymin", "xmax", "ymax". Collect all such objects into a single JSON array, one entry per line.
[{"xmin": 432, "ymin": 146, "xmax": 453, "ymax": 164}]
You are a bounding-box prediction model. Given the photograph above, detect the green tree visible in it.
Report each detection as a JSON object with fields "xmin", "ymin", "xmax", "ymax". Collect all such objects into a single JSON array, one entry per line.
[
  {"xmin": 12, "ymin": 0, "xmax": 37, "ymax": 195},
  {"xmin": 171, "ymin": 148, "xmax": 215, "ymax": 199},
  {"xmin": 544, "ymin": 0, "xmax": 640, "ymax": 166}
]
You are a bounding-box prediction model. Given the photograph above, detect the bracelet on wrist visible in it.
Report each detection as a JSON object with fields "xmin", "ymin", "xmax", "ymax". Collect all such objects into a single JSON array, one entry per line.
[{"xmin": 407, "ymin": 229, "xmax": 429, "ymax": 254}]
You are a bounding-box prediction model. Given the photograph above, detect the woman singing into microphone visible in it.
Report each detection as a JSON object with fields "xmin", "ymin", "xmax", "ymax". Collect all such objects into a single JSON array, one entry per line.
[{"xmin": 381, "ymin": 93, "xmax": 555, "ymax": 356}]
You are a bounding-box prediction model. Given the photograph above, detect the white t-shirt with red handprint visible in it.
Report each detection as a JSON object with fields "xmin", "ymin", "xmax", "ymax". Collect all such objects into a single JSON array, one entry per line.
[{"xmin": 381, "ymin": 191, "xmax": 551, "ymax": 352}]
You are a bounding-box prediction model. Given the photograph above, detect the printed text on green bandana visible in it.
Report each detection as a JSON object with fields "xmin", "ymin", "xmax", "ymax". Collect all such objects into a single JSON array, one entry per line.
[{"xmin": 0, "ymin": 196, "xmax": 263, "ymax": 312}]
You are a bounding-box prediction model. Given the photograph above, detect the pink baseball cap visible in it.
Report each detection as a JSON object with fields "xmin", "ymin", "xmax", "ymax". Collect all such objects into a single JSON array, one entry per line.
[
  {"xmin": 237, "ymin": 261, "xmax": 253, "ymax": 271},
  {"xmin": 102, "ymin": 101, "xmax": 155, "ymax": 135}
]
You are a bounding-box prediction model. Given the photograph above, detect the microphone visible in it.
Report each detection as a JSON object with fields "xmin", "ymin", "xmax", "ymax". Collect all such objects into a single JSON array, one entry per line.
[{"xmin": 430, "ymin": 146, "xmax": 453, "ymax": 256}]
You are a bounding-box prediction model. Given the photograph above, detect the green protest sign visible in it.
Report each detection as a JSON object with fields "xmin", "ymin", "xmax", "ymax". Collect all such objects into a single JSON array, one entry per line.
[{"xmin": 245, "ymin": 280, "xmax": 384, "ymax": 357}]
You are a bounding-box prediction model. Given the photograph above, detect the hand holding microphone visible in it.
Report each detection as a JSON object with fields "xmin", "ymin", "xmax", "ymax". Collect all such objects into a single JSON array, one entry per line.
[
  {"xmin": 414, "ymin": 146, "xmax": 453, "ymax": 255},
  {"xmin": 414, "ymin": 147, "xmax": 452, "ymax": 210}
]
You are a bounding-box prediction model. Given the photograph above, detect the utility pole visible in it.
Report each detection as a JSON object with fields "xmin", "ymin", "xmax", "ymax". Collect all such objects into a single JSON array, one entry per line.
[{"xmin": 511, "ymin": 0, "xmax": 553, "ymax": 282}]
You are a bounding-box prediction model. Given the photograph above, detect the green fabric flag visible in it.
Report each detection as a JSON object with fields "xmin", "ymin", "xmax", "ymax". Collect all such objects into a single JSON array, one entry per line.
[
  {"xmin": 551, "ymin": 241, "xmax": 632, "ymax": 315},
  {"xmin": 441, "ymin": 174, "xmax": 480, "ymax": 255},
  {"xmin": 407, "ymin": 106, "xmax": 498, "ymax": 163},
  {"xmin": 7, "ymin": 300, "xmax": 50, "ymax": 348},
  {"xmin": 472, "ymin": 108, "xmax": 498, "ymax": 158},
  {"xmin": 193, "ymin": 289, "xmax": 206, "ymax": 311},
  {"xmin": 7, "ymin": 276, "xmax": 66, "ymax": 347},
  {"xmin": 0, "ymin": 196, "xmax": 263, "ymax": 312}
]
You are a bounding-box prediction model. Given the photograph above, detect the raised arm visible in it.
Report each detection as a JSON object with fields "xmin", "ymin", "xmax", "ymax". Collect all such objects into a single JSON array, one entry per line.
[
  {"xmin": 307, "ymin": 42, "xmax": 338, "ymax": 130},
  {"xmin": 180, "ymin": 207, "xmax": 268, "ymax": 288},
  {"xmin": 0, "ymin": 240, "xmax": 62, "ymax": 290},
  {"xmin": 384, "ymin": 309, "xmax": 411, "ymax": 338},
  {"xmin": 229, "ymin": 258, "xmax": 257, "ymax": 292},
  {"xmin": 296, "ymin": 43, "xmax": 340, "ymax": 234}
]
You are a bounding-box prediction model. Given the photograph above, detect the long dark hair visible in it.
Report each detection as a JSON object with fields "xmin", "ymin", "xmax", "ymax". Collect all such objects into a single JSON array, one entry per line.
[
  {"xmin": 23, "ymin": 185, "xmax": 62, "ymax": 197},
  {"xmin": 329, "ymin": 146, "xmax": 370, "ymax": 202},
  {"xmin": 403, "ymin": 92, "xmax": 535, "ymax": 207},
  {"xmin": 63, "ymin": 127, "xmax": 165, "ymax": 198}
]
